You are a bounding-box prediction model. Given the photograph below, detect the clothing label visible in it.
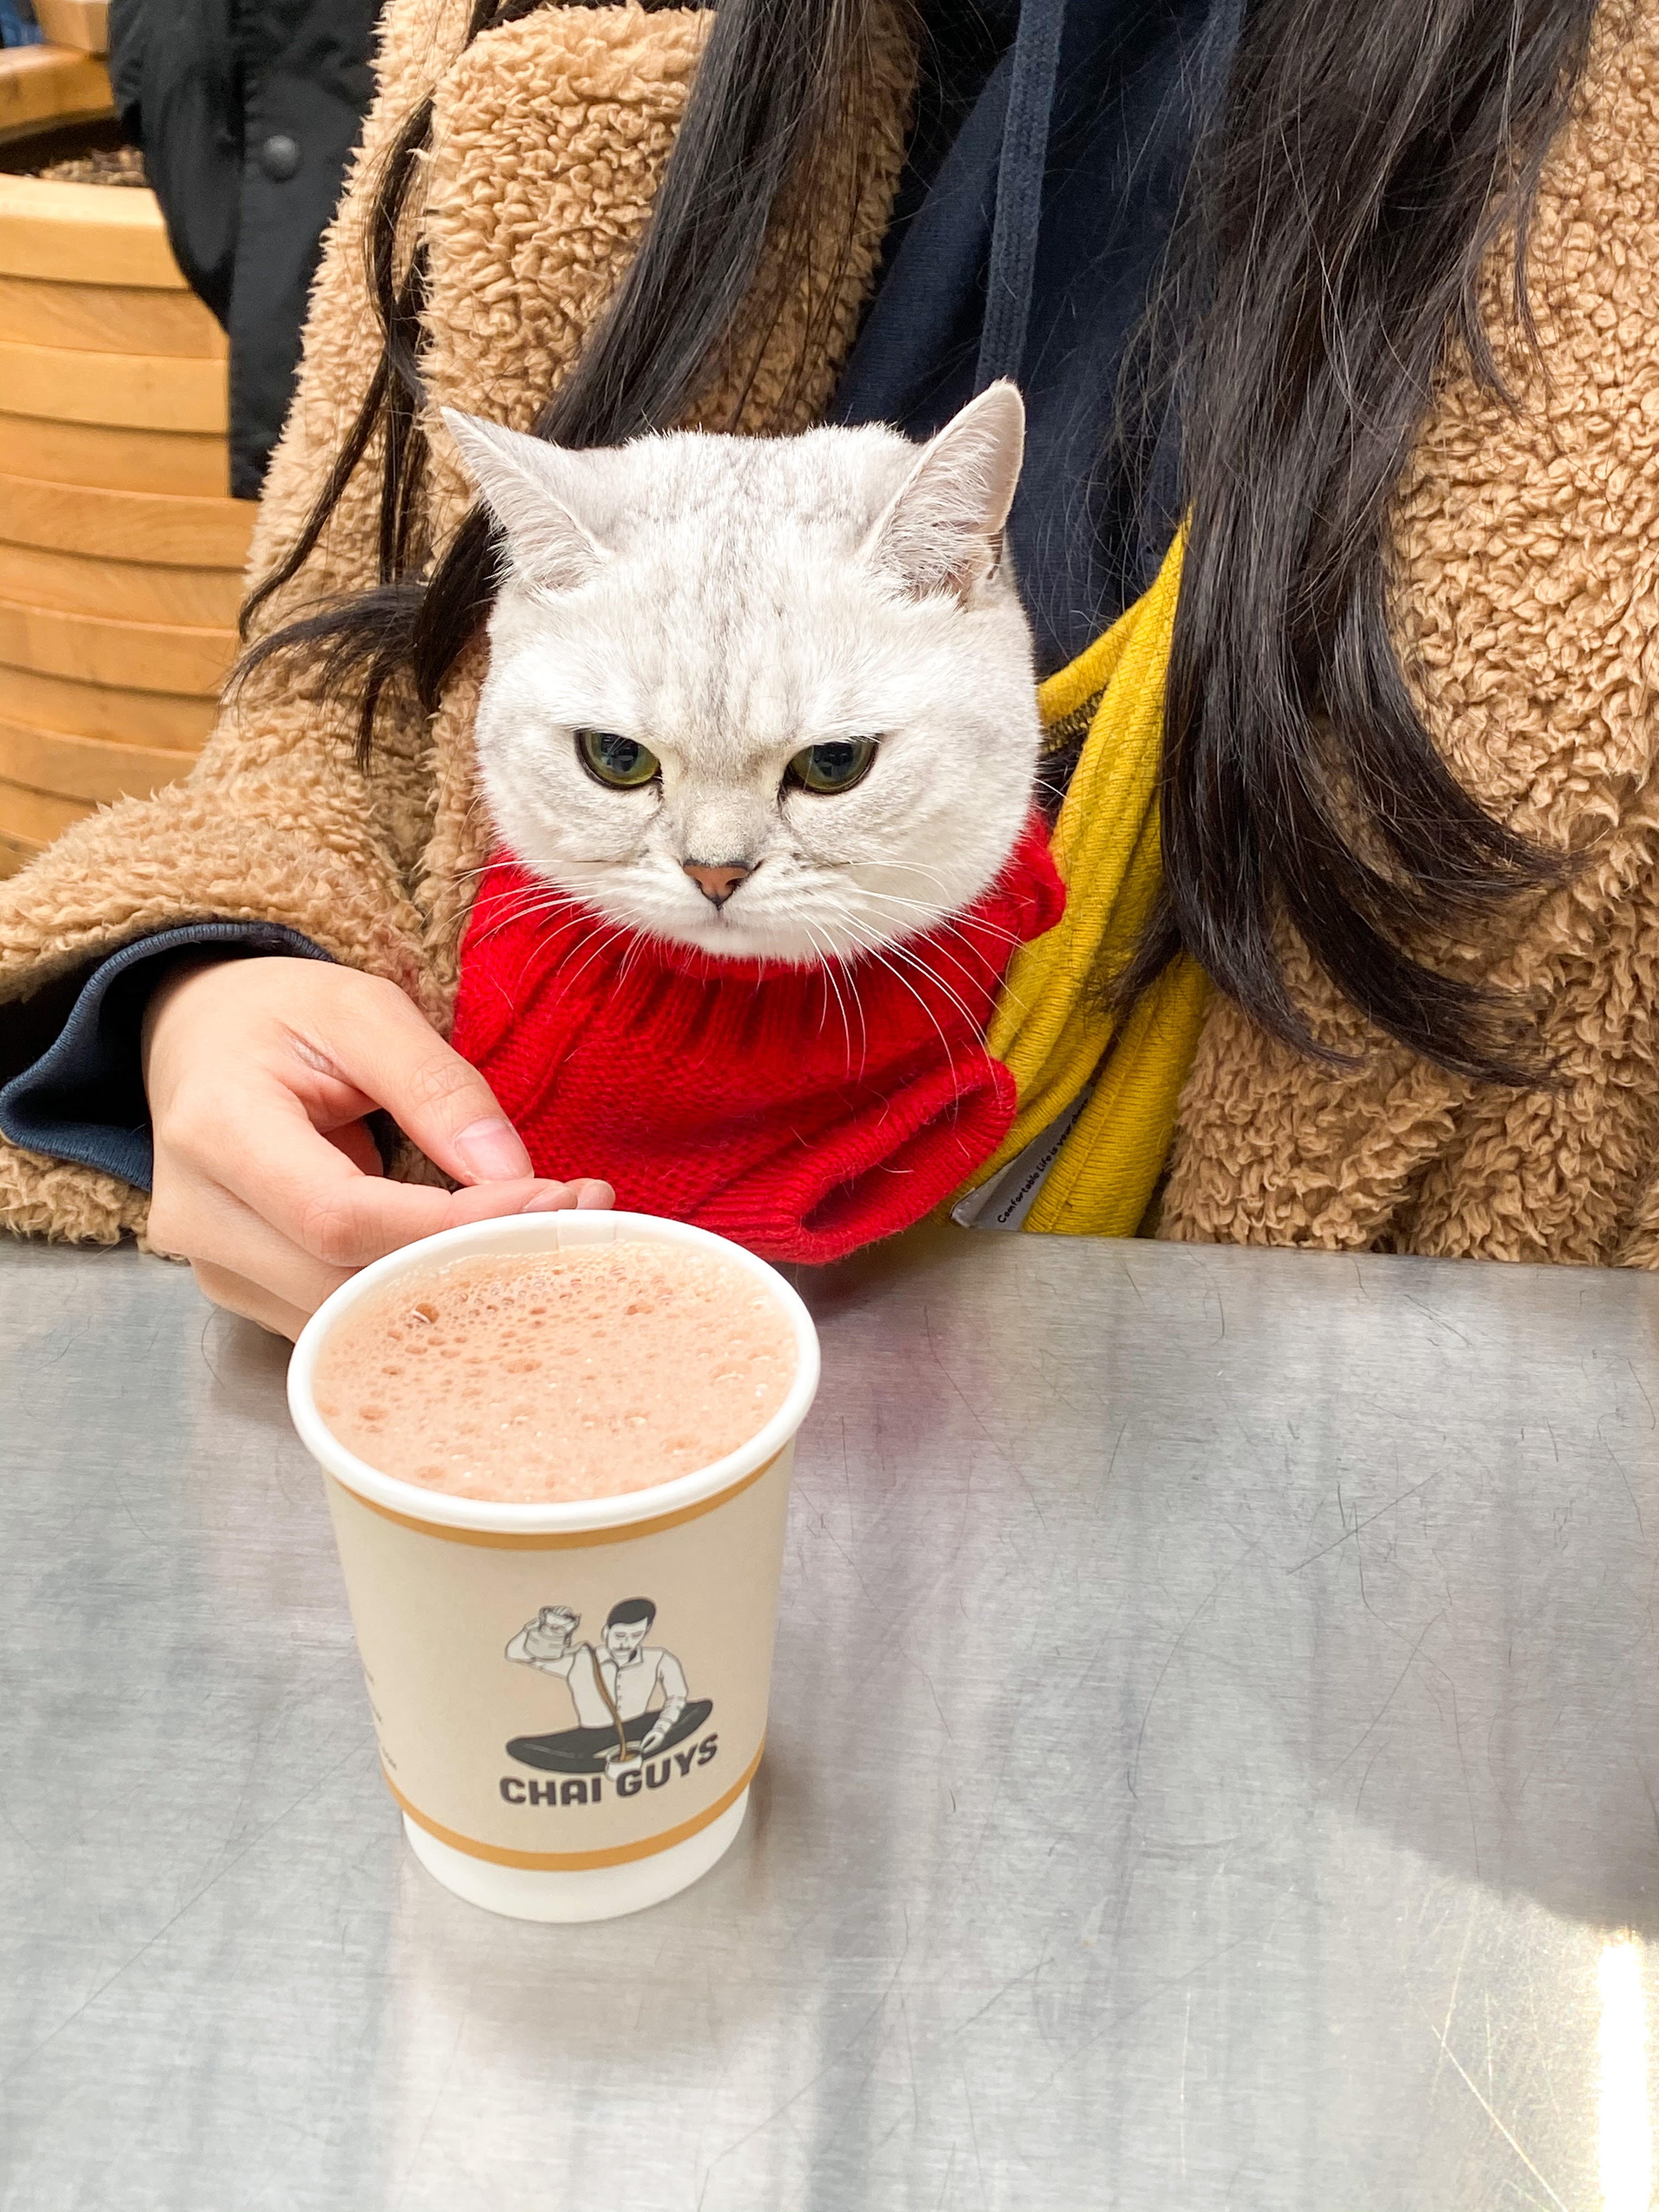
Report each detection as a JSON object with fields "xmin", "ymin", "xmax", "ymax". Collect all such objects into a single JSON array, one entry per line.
[
  {"xmin": 951, "ymin": 1082, "xmax": 1096, "ymax": 1232},
  {"xmin": 323, "ymin": 1447, "xmax": 792, "ymax": 1869}
]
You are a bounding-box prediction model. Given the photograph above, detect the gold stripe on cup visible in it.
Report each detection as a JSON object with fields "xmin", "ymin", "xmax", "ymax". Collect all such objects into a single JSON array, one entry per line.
[
  {"xmin": 342, "ymin": 1448, "xmax": 781, "ymax": 1549},
  {"xmin": 383, "ymin": 1743, "xmax": 765, "ymax": 1870}
]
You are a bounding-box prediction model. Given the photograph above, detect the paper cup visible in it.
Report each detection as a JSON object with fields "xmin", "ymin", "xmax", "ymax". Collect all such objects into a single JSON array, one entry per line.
[{"xmin": 287, "ymin": 1211, "xmax": 819, "ymax": 1922}]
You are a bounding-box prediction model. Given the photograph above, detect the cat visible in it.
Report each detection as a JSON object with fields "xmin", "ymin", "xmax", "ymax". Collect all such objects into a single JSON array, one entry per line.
[
  {"xmin": 441, "ymin": 381, "xmax": 1041, "ymax": 966},
  {"xmin": 441, "ymin": 386, "xmax": 1064, "ymax": 1261}
]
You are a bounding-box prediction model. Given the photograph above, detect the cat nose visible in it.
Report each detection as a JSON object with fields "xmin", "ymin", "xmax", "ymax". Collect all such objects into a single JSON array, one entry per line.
[{"xmin": 682, "ymin": 859, "xmax": 752, "ymax": 906}]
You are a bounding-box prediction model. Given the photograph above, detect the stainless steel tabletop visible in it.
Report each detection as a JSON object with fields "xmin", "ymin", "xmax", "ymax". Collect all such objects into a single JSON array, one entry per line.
[{"xmin": 4, "ymin": 1229, "xmax": 1659, "ymax": 2211}]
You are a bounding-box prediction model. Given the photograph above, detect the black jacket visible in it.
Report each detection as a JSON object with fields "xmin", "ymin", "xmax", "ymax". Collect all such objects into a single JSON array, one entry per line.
[{"xmin": 108, "ymin": 0, "xmax": 380, "ymax": 498}]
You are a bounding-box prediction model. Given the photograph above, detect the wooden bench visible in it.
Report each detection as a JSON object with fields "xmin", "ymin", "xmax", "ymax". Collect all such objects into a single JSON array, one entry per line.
[
  {"xmin": 0, "ymin": 42, "xmax": 112, "ymax": 150},
  {"xmin": 0, "ymin": 170, "xmax": 249, "ymax": 877}
]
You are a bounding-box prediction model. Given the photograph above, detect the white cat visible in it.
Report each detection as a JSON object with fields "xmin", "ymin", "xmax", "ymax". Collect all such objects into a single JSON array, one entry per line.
[{"xmin": 442, "ymin": 382, "xmax": 1040, "ymax": 965}]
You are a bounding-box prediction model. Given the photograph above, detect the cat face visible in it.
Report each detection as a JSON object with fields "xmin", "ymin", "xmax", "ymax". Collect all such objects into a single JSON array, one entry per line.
[{"xmin": 446, "ymin": 386, "xmax": 1040, "ymax": 963}]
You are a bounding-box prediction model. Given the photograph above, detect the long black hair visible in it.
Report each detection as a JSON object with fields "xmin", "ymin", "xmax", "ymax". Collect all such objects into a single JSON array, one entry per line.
[
  {"xmin": 1129, "ymin": 0, "xmax": 1600, "ymax": 1081},
  {"xmin": 246, "ymin": 0, "xmax": 1600, "ymax": 1082}
]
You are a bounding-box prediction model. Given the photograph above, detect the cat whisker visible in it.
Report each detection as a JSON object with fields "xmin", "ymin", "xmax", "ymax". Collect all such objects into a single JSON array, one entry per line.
[
  {"xmin": 825, "ymin": 906, "xmax": 972, "ymax": 1122},
  {"xmin": 850, "ymin": 886, "xmax": 1028, "ymax": 955},
  {"xmin": 845, "ymin": 896, "xmax": 1029, "ymax": 1016},
  {"xmin": 862, "ymin": 860, "xmax": 960, "ymax": 902},
  {"xmin": 904, "ymin": 925, "xmax": 1016, "ymax": 1005},
  {"xmin": 848, "ymin": 900, "xmax": 1024, "ymax": 1001},
  {"xmin": 856, "ymin": 904, "xmax": 1025, "ymax": 954},
  {"xmin": 842, "ymin": 916, "xmax": 995, "ymax": 1046},
  {"xmin": 845, "ymin": 945, "xmax": 991, "ymax": 1121},
  {"xmin": 854, "ymin": 955, "xmax": 969, "ymax": 1122},
  {"xmin": 466, "ymin": 892, "xmax": 579, "ymax": 949},
  {"xmin": 612, "ymin": 930, "xmax": 658, "ymax": 994},
  {"xmin": 466, "ymin": 896, "xmax": 630, "ymax": 998},
  {"xmin": 557, "ymin": 917, "xmax": 639, "ymax": 999},
  {"xmin": 803, "ymin": 920, "xmax": 864, "ymax": 1078}
]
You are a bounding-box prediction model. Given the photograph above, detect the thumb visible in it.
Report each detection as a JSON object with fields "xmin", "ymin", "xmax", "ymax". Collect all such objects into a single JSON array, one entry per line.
[{"xmin": 323, "ymin": 976, "xmax": 534, "ymax": 1186}]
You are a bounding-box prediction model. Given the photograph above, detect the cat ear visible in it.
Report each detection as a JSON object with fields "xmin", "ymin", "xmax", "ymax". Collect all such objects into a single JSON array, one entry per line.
[
  {"xmin": 441, "ymin": 407, "xmax": 607, "ymax": 590},
  {"xmin": 865, "ymin": 381, "xmax": 1025, "ymax": 603}
]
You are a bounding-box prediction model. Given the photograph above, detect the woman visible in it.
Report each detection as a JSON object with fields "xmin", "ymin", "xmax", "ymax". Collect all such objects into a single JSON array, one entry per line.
[{"xmin": 0, "ymin": 0, "xmax": 1646, "ymax": 1335}]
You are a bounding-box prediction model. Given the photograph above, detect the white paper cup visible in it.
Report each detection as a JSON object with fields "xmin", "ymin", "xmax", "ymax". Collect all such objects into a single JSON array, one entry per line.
[{"xmin": 287, "ymin": 1211, "xmax": 819, "ymax": 1922}]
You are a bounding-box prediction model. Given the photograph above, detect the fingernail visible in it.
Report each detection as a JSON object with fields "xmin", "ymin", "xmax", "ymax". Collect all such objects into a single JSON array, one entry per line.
[
  {"xmin": 453, "ymin": 1116, "xmax": 532, "ymax": 1182},
  {"xmin": 520, "ymin": 1185, "xmax": 575, "ymax": 1214}
]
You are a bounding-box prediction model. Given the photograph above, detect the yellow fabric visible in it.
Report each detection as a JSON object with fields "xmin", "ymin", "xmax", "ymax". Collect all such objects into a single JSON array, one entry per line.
[{"xmin": 971, "ymin": 531, "xmax": 1210, "ymax": 1237}]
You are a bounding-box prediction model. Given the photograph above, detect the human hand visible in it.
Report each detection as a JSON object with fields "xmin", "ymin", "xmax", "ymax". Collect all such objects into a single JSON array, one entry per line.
[{"xmin": 142, "ymin": 955, "xmax": 611, "ymax": 1338}]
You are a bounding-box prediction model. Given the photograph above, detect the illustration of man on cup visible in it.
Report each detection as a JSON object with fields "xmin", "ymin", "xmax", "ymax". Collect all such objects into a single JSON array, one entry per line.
[{"xmin": 504, "ymin": 1598, "xmax": 713, "ymax": 1777}]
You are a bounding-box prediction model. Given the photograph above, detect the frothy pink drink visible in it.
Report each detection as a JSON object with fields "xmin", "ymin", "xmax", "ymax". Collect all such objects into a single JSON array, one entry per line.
[{"xmin": 312, "ymin": 1243, "xmax": 797, "ymax": 1503}]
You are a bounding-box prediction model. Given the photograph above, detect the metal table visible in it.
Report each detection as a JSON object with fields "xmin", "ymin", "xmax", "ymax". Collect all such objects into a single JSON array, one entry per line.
[{"xmin": 3, "ymin": 1229, "xmax": 1658, "ymax": 2211}]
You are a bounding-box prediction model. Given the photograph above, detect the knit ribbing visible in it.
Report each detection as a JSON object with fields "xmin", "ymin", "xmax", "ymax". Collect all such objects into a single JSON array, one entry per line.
[{"xmin": 449, "ymin": 815, "xmax": 1065, "ymax": 1263}]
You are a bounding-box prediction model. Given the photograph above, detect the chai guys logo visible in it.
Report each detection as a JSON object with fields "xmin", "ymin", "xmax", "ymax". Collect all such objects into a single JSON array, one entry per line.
[{"xmin": 498, "ymin": 1597, "xmax": 718, "ymax": 1809}]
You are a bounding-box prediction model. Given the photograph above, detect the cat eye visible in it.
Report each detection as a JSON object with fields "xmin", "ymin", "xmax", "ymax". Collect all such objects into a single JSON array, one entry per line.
[
  {"xmin": 785, "ymin": 738, "xmax": 878, "ymax": 795},
  {"xmin": 576, "ymin": 728, "xmax": 659, "ymax": 789}
]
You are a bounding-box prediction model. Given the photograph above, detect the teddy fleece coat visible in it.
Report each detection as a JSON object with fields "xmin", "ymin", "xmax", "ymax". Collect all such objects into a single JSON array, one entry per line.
[{"xmin": 1, "ymin": 0, "xmax": 1657, "ymax": 1269}]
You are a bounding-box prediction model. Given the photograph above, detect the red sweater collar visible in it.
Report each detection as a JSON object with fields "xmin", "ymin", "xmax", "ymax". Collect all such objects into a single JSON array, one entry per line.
[{"xmin": 450, "ymin": 813, "xmax": 1064, "ymax": 1264}]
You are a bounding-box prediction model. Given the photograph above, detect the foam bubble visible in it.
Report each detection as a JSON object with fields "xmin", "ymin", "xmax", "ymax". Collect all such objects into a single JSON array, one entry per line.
[{"xmin": 314, "ymin": 1242, "xmax": 797, "ymax": 1505}]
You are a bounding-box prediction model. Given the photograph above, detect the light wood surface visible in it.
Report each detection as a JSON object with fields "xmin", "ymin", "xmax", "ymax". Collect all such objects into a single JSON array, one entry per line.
[
  {"xmin": 0, "ymin": 411, "xmax": 229, "ymax": 495},
  {"xmin": 0, "ymin": 472, "xmax": 253, "ymax": 568},
  {"xmin": 1, "ymin": 339, "xmax": 229, "ymax": 433},
  {"xmin": 0, "ymin": 274, "xmax": 224, "ymax": 358},
  {"xmin": 0, "ymin": 597, "xmax": 235, "ymax": 696},
  {"xmin": 0, "ymin": 663, "xmax": 218, "ymax": 747},
  {"xmin": 0, "ymin": 714, "xmax": 194, "ymax": 803},
  {"xmin": 0, "ymin": 826, "xmax": 41, "ymax": 876},
  {"xmin": 0, "ymin": 48, "xmax": 112, "ymax": 144},
  {"xmin": 0, "ymin": 543, "xmax": 243, "ymax": 627},
  {"xmin": 0, "ymin": 775, "xmax": 89, "ymax": 845},
  {"xmin": 0, "ymin": 172, "xmax": 239, "ymax": 860},
  {"xmin": 31, "ymin": 1, "xmax": 111, "ymax": 55},
  {"xmin": 0, "ymin": 177, "xmax": 184, "ymax": 288}
]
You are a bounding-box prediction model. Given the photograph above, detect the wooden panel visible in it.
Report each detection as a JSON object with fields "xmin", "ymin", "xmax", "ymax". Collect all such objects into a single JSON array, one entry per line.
[
  {"xmin": 0, "ymin": 177, "xmax": 180, "ymax": 287},
  {"xmin": 0, "ymin": 543, "xmax": 242, "ymax": 626},
  {"xmin": 0, "ymin": 473, "xmax": 252, "ymax": 567},
  {"xmin": 0, "ymin": 50, "xmax": 112, "ymax": 145},
  {"xmin": 0, "ymin": 275, "xmax": 224, "ymax": 358},
  {"xmin": 0, "ymin": 340, "xmax": 228, "ymax": 433},
  {"xmin": 0, "ymin": 411, "xmax": 228, "ymax": 495},
  {"xmin": 0, "ymin": 663, "xmax": 217, "ymax": 747},
  {"xmin": 0, "ymin": 715, "xmax": 193, "ymax": 803},
  {"xmin": 0, "ymin": 825, "xmax": 42, "ymax": 876},
  {"xmin": 32, "ymin": 1, "xmax": 111, "ymax": 54},
  {"xmin": 0, "ymin": 776, "xmax": 91, "ymax": 845},
  {"xmin": 0, "ymin": 598, "xmax": 235, "ymax": 695}
]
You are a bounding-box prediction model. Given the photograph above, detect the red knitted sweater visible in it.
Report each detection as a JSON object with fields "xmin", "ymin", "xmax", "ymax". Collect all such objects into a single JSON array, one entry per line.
[{"xmin": 450, "ymin": 815, "xmax": 1064, "ymax": 1263}]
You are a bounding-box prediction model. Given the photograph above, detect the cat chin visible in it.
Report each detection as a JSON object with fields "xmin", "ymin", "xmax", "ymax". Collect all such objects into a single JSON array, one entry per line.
[
  {"xmin": 579, "ymin": 901, "xmax": 878, "ymax": 966},
  {"xmin": 499, "ymin": 866, "xmax": 939, "ymax": 963},
  {"xmin": 563, "ymin": 887, "xmax": 978, "ymax": 966}
]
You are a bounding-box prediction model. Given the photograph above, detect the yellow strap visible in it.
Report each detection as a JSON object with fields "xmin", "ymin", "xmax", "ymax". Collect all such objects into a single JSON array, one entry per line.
[{"xmin": 973, "ymin": 530, "xmax": 1208, "ymax": 1237}]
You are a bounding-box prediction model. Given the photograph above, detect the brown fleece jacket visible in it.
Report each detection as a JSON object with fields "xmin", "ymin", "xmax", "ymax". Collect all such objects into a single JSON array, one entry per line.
[
  {"xmin": 1160, "ymin": 4, "xmax": 1659, "ymax": 1265},
  {"xmin": 1, "ymin": 0, "xmax": 1655, "ymax": 1269}
]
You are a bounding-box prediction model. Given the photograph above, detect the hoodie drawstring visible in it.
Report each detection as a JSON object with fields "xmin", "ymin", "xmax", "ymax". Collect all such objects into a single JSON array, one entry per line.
[{"xmin": 976, "ymin": 0, "xmax": 1068, "ymax": 392}]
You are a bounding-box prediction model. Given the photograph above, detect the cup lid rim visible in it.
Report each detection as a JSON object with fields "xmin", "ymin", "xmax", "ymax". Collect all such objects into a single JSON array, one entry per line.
[{"xmin": 286, "ymin": 1210, "xmax": 820, "ymax": 1534}]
